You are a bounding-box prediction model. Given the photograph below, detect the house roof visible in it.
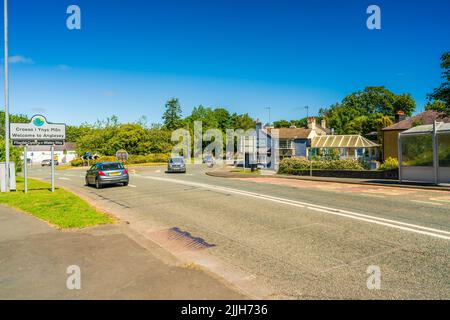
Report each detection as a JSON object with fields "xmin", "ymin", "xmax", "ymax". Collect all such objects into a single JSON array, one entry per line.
[
  {"xmin": 401, "ymin": 122, "xmax": 450, "ymax": 135},
  {"xmin": 382, "ymin": 111, "xmax": 450, "ymax": 131},
  {"xmin": 312, "ymin": 135, "xmax": 379, "ymax": 148},
  {"xmin": 266, "ymin": 128, "xmax": 312, "ymax": 139},
  {"xmin": 27, "ymin": 142, "xmax": 77, "ymax": 152}
]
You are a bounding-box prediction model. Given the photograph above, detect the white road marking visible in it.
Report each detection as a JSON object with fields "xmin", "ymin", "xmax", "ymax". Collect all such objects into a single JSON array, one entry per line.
[
  {"xmin": 64, "ymin": 174, "xmax": 75, "ymax": 177},
  {"xmin": 128, "ymin": 184, "xmax": 137, "ymax": 188},
  {"xmin": 411, "ymin": 200, "xmax": 443, "ymax": 206},
  {"xmin": 155, "ymin": 170, "xmax": 161, "ymax": 173},
  {"xmin": 58, "ymin": 177, "xmax": 71, "ymax": 181},
  {"xmin": 141, "ymin": 175, "xmax": 450, "ymax": 241}
]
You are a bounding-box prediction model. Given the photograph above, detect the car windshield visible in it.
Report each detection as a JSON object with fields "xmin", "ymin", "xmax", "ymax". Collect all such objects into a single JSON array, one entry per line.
[
  {"xmin": 170, "ymin": 158, "xmax": 184, "ymax": 164},
  {"xmin": 99, "ymin": 163, "xmax": 124, "ymax": 171}
]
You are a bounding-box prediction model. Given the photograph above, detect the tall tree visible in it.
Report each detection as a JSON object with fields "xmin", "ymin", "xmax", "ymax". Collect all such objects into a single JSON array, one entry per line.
[
  {"xmin": 162, "ymin": 98, "xmax": 182, "ymax": 130},
  {"xmin": 320, "ymin": 87, "xmax": 416, "ymax": 135},
  {"xmin": 427, "ymin": 52, "xmax": 450, "ymax": 114}
]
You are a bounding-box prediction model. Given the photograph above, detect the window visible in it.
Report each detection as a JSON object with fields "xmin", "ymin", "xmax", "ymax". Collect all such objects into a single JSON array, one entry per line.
[
  {"xmin": 401, "ymin": 135, "xmax": 433, "ymax": 167},
  {"xmin": 99, "ymin": 163, "xmax": 124, "ymax": 171},
  {"xmin": 438, "ymin": 132, "xmax": 450, "ymax": 167}
]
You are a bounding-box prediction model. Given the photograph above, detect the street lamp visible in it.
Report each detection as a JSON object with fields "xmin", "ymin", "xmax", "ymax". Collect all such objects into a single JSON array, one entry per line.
[
  {"xmin": 265, "ymin": 107, "xmax": 271, "ymax": 126},
  {"xmin": 3, "ymin": 0, "xmax": 10, "ymax": 192}
]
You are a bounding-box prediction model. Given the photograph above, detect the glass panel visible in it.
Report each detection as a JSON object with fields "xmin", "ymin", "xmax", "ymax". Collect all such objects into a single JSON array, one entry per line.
[
  {"xmin": 438, "ymin": 132, "xmax": 450, "ymax": 167},
  {"xmin": 401, "ymin": 135, "xmax": 433, "ymax": 167},
  {"xmin": 100, "ymin": 163, "xmax": 124, "ymax": 170}
]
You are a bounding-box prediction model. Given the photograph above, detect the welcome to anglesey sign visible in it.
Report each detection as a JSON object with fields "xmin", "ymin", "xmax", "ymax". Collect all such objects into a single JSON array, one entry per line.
[{"xmin": 10, "ymin": 115, "xmax": 66, "ymax": 146}]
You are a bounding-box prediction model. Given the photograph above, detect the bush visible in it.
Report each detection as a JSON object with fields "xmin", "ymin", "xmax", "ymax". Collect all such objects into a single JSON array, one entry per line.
[
  {"xmin": 70, "ymin": 159, "xmax": 84, "ymax": 167},
  {"xmin": 379, "ymin": 157, "xmax": 398, "ymax": 170},
  {"xmin": 127, "ymin": 153, "xmax": 170, "ymax": 164},
  {"xmin": 70, "ymin": 153, "xmax": 170, "ymax": 167},
  {"xmin": 0, "ymin": 141, "xmax": 22, "ymax": 172},
  {"xmin": 278, "ymin": 157, "xmax": 365, "ymax": 174}
]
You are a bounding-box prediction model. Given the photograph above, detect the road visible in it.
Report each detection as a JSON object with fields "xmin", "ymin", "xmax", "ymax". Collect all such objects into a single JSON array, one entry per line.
[{"xmin": 28, "ymin": 164, "xmax": 450, "ymax": 299}]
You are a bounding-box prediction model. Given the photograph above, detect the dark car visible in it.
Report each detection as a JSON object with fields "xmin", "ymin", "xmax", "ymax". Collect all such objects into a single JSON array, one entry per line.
[
  {"xmin": 85, "ymin": 162, "xmax": 129, "ymax": 189},
  {"xmin": 203, "ymin": 155, "xmax": 214, "ymax": 167},
  {"xmin": 167, "ymin": 156, "xmax": 186, "ymax": 173},
  {"xmin": 41, "ymin": 159, "xmax": 59, "ymax": 166}
]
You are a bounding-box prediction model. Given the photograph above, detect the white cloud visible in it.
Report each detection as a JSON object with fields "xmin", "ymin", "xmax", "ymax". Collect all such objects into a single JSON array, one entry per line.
[{"xmin": 9, "ymin": 55, "xmax": 34, "ymax": 64}]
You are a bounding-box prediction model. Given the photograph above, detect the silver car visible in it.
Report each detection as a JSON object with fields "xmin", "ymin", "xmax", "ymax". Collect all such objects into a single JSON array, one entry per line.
[
  {"xmin": 167, "ymin": 157, "xmax": 186, "ymax": 173},
  {"xmin": 85, "ymin": 162, "xmax": 129, "ymax": 189}
]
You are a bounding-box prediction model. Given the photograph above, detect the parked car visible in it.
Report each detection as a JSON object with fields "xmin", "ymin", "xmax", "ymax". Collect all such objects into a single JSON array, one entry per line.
[
  {"xmin": 41, "ymin": 159, "xmax": 59, "ymax": 166},
  {"xmin": 167, "ymin": 156, "xmax": 186, "ymax": 173},
  {"xmin": 85, "ymin": 162, "xmax": 129, "ymax": 189},
  {"xmin": 203, "ymin": 155, "xmax": 214, "ymax": 167}
]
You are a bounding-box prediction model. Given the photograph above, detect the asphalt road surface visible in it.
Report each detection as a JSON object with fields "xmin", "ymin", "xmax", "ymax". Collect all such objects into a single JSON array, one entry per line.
[{"xmin": 28, "ymin": 164, "xmax": 450, "ymax": 299}]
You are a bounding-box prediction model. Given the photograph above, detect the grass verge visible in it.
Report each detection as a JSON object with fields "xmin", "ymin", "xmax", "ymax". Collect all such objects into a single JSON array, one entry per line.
[{"xmin": 0, "ymin": 177, "xmax": 114, "ymax": 229}]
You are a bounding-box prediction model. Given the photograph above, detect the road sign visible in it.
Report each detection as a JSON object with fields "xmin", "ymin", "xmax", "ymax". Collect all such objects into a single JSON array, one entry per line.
[
  {"xmin": 116, "ymin": 150, "xmax": 129, "ymax": 162},
  {"xmin": 12, "ymin": 140, "xmax": 65, "ymax": 146},
  {"xmin": 10, "ymin": 115, "xmax": 66, "ymax": 143},
  {"xmin": 10, "ymin": 115, "xmax": 66, "ymax": 194}
]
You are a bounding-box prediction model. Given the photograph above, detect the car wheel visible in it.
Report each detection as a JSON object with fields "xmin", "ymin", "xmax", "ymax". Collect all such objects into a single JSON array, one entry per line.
[
  {"xmin": 123, "ymin": 181, "xmax": 129, "ymax": 187},
  {"xmin": 95, "ymin": 178, "xmax": 102, "ymax": 189},
  {"xmin": 85, "ymin": 177, "xmax": 89, "ymax": 186}
]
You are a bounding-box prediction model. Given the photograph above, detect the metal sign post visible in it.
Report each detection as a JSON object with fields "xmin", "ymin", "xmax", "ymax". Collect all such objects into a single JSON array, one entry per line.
[
  {"xmin": 24, "ymin": 144, "xmax": 28, "ymax": 193},
  {"xmin": 3, "ymin": 0, "xmax": 10, "ymax": 193},
  {"xmin": 51, "ymin": 144, "xmax": 55, "ymax": 192}
]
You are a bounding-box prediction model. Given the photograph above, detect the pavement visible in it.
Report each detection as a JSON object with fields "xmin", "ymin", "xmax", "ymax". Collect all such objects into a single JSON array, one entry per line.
[
  {"xmin": 206, "ymin": 169, "xmax": 450, "ymax": 192},
  {"xmin": 0, "ymin": 205, "xmax": 245, "ymax": 300},
  {"xmin": 18, "ymin": 164, "xmax": 450, "ymax": 299}
]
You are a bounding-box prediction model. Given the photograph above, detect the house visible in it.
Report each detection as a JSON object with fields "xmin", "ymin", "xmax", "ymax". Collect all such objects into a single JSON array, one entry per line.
[
  {"xmin": 311, "ymin": 135, "xmax": 379, "ymax": 162},
  {"xmin": 265, "ymin": 117, "xmax": 329, "ymax": 158},
  {"xmin": 382, "ymin": 111, "xmax": 450, "ymax": 161},
  {"xmin": 24, "ymin": 142, "xmax": 78, "ymax": 165},
  {"xmin": 239, "ymin": 117, "xmax": 328, "ymax": 170}
]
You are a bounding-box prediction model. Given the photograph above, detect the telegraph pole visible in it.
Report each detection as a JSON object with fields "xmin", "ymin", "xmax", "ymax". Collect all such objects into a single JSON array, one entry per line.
[
  {"xmin": 304, "ymin": 105, "xmax": 309, "ymax": 119},
  {"xmin": 3, "ymin": 0, "xmax": 10, "ymax": 192}
]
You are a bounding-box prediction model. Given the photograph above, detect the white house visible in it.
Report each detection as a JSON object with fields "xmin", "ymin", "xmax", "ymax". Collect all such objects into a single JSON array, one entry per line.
[{"xmin": 24, "ymin": 142, "xmax": 78, "ymax": 165}]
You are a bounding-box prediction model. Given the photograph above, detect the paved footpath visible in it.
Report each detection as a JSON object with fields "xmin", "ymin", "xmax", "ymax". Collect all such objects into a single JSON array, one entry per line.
[
  {"xmin": 26, "ymin": 165, "xmax": 450, "ymax": 299},
  {"xmin": 0, "ymin": 206, "xmax": 245, "ymax": 300}
]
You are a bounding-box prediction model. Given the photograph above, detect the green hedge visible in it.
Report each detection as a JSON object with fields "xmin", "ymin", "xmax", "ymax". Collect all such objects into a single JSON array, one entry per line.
[
  {"xmin": 0, "ymin": 141, "xmax": 22, "ymax": 172},
  {"xmin": 278, "ymin": 157, "xmax": 365, "ymax": 174},
  {"xmin": 71, "ymin": 153, "xmax": 170, "ymax": 167}
]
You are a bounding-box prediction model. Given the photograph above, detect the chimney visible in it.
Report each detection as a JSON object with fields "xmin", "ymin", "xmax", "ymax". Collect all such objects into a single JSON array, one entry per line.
[
  {"xmin": 321, "ymin": 119, "xmax": 326, "ymax": 129},
  {"xmin": 307, "ymin": 117, "xmax": 316, "ymax": 130},
  {"xmin": 395, "ymin": 111, "xmax": 406, "ymax": 123},
  {"xmin": 290, "ymin": 123, "xmax": 297, "ymax": 129}
]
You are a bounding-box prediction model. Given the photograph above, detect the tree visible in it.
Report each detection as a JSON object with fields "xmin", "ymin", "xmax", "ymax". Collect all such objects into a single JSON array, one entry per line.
[
  {"xmin": 185, "ymin": 105, "xmax": 219, "ymax": 130},
  {"xmin": 273, "ymin": 120, "xmax": 291, "ymax": 128},
  {"xmin": 162, "ymin": 98, "xmax": 183, "ymax": 130},
  {"xmin": 427, "ymin": 52, "xmax": 450, "ymax": 114},
  {"xmin": 425, "ymin": 100, "xmax": 447, "ymax": 113},
  {"xmin": 0, "ymin": 111, "xmax": 29, "ymax": 138},
  {"xmin": 231, "ymin": 113, "xmax": 255, "ymax": 131},
  {"xmin": 213, "ymin": 108, "xmax": 231, "ymax": 131},
  {"xmin": 320, "ymin": 86, "xmax": 416, "ymax": 135}
]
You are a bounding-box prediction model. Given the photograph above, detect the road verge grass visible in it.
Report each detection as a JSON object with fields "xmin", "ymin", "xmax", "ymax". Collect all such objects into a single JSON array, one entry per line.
[{"xmin": 0, "ymin": 177, "xmax": 114, "ymax": 229}]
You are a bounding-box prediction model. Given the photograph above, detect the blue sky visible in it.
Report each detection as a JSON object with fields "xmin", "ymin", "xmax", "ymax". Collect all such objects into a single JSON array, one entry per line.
[{"xmin": 1, "ymin": 0, "xmax": 449, "ymax": 125}]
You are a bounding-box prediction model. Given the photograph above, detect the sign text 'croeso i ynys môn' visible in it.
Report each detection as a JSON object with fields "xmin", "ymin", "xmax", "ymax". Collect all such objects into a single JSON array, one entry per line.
[{"xmin": 10, "ymin": 115, "xmax": 66, "ymax": 146}]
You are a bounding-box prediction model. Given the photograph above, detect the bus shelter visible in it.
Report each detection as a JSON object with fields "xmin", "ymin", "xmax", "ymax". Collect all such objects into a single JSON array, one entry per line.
[{"xmin": 398, "ymin": 122, "xmax": 450, "ymax": 185}]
